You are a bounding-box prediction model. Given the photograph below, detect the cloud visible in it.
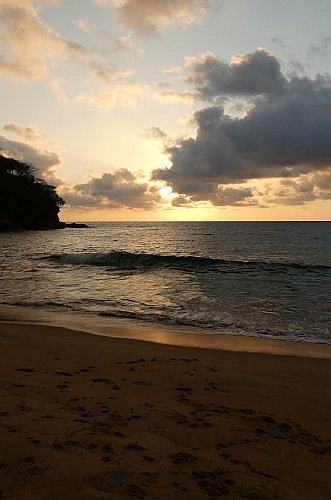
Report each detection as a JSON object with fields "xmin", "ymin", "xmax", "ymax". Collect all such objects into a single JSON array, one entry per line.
[
  {"xmin": 142, "ymin": 127, "xmax": 167, "ymax": 141},
  {"xmin": 97, "ymin": 0, "xmax": 216, "ymax": 33},
  {"xmin": 0, "ymin": 0, "xmax": 139, "ymax": 107},
  {"xmin": 74, "ymin": 80, "xmax": 149, "ymax": 109},
  {"xmin": 205, "ymin": 186, "xmax": 255, "ymax": 206},
  {"xmin": 262, "ymin": 172, "xmax": 331, "ymax": 206},
  {"xmin": 89, "ymin": 62, "xmax": 135, "ymax": 83},
  {"xmin": 3, "ymin": 122, "xmax": 41, "ymax": 142},
  {"xmin": 0, "ymin": 1, "xmax": 88, "ymax": 81},
  {"xmin": 172, "ymin": 184, "xmax": 255, "ymax": 206},
  {"xmin": 154, "ymin": 90, "xmax": 199, "ymax": 103},
  {"xmin": 185, "ymin": 48, "xmax": 287, "ymax": 100},
  {"xmin": 152, "ymin": 54, "xmax": 331, "ymax": 206},
  {"xmin": 0, "ymin": 134, "xmax": 62, "ymax": 183},
  {"xmin": 74, "ymin": 16, "xmax": 136, "ymax": 53},
  {"xmin": 170, "ymin": 194, "xmax": 191, "ymax": 207},
  {"xmin": 67, "ymin": 169, "xmax": 159, "ymax": 209},
  {"xmin": 163, "ymin": 65, "xmax": 182, "ymax": 75},
  {"xmin": 313, "ymin": 171, "xmax": 331, "ymax": 197},
  {"xmin": 309, "ymin": 36, "xmax": 331, "ymax": 58}
]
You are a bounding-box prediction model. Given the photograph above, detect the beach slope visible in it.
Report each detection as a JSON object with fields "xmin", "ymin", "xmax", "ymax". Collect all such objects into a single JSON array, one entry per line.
[{"xmin": 0, "ymin": 322, "xmax": 330, "ymax": 499}]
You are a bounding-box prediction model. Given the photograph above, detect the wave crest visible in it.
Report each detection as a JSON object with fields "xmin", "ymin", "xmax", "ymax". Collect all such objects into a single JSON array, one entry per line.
[{"xmin": 44, "ymin": 251, "xmax": 329, "ymax": 273}]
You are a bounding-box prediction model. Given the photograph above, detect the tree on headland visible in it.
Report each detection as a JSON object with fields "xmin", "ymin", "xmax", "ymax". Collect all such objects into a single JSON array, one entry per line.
[{"xmin": 0, "ymin": 154, "xmax": 65, "ymax": 230}]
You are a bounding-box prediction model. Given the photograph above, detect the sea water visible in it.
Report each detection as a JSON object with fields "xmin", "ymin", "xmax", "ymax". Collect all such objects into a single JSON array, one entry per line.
[{"xmin": 0, "ymin": 221, "xmax": 330, "ymax": 344}]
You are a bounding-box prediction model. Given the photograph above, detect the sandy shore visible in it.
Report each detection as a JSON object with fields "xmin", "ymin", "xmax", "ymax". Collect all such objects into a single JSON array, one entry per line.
[{"xmin": 0, "ymin": 321, "xmax": 330, "ymax": 499}]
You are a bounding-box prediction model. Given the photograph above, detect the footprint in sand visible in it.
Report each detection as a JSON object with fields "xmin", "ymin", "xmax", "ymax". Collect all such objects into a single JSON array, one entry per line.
[
  {"xmin": 27, "ymin": 437, "xmax": 41, "ymax": 445},
  {"xmin": 170, "ymin": 452, "xmax": 197, "ymax": 465},
  {"xmin": 125, "ymin": 443, "xmax": 146, "ymax": 451},
  {"xmin": 192, "ymin": 470, "xmax": 236, "ymax": 496},
  {"xmin": 88, "ymin": 472, "xmax": 145, "ymax": 496},
  {"xmin": 91, "ymin": 377, "xmax": 111, "ymax": 383},
  {"xmin": 174, "ymin": 386, "xmax": 192, "ymax": 393}
]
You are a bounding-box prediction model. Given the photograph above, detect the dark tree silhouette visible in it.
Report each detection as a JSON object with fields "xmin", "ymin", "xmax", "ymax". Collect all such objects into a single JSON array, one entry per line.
[{"xmin": 0, "ymin": 155, "xmax": 65, "ymax": 230}]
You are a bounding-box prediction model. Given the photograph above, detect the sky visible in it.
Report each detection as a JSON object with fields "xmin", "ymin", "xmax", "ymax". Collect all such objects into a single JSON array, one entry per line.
[{"xmin": 0, "ymin": 0, "xmax": 330, "ymax": 221}]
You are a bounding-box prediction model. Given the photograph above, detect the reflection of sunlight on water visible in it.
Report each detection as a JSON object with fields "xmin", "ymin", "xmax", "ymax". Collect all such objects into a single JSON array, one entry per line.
[{"xmin": 0, "ymin": 222, "xmax": 330, "ymax": 344}]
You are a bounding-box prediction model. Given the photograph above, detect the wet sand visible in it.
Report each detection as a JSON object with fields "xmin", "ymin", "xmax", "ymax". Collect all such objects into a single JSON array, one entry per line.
[{"xmin": 0, "ymin": 320, "xmax": 330, "ymax": 499}]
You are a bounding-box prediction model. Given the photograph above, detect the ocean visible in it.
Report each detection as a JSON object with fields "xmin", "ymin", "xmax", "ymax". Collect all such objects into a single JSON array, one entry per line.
[{"xmin": 0, "ymin": 221, "xmax": 330, "ymax": 344}]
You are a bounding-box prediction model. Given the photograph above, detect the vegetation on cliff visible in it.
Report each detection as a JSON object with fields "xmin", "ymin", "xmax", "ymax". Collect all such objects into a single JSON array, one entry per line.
[{"xmin": 0, "ymin": 155, "xmax": 65, "ymax": 230}]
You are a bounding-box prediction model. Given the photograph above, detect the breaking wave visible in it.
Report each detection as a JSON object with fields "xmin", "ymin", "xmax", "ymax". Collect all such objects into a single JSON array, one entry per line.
[{"xmin": 43, "ymin": 251, "xmax": 329, "ymax": 273}]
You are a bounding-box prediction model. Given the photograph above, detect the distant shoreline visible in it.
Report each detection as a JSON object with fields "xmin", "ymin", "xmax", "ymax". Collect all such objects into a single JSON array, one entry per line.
[{"xmin": 0, "ymin": 221, "xmax": 89, "ymax": 231}]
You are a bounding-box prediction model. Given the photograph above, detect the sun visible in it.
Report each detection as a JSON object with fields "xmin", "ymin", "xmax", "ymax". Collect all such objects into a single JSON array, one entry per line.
[{"xmin": 159, "ymin": 185, "xmax": 175, "ymax": 199}]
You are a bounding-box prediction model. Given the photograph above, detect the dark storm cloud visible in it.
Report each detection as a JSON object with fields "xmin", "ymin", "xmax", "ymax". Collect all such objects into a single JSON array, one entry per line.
[
  {"xmin": 211, "ymin": 186, "xmax": 255, "ymax": 206},
  {"xmin": 262, "ymin": 171, "xmax": 331, "ymax": 206},
  {"xmin": 185, "ymin": 49, "xmax": 287, "ymax": 100},
  {"xmin": 183, "ymin": 184, "xmax": 254, "ymax": 206},
  {"xmin": 313, "ymin": 171, "xmax": 331, "ymax": 194},
  {"xmin": 152, "ymin": 72, "xmax": 331, "ymax": 203},
  {"xmin": 69, "ymin": 169, "xmax": 158, "ymax": 209}
]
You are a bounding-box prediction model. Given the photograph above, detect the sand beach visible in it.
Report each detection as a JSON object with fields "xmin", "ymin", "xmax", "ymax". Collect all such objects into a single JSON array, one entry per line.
[{"xmin": 0, "ymin": 314, "xmax": 330, "ymax": 499}]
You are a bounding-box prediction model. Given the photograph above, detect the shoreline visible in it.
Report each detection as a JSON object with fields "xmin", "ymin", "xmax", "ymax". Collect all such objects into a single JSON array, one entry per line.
[
  {"xmin": 0, "ymin": 319, "xmax": 330, "ymax": 498},
  {"xmin": 0, "ymin": 304, "xmax": 330, "ymax": 359}
]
